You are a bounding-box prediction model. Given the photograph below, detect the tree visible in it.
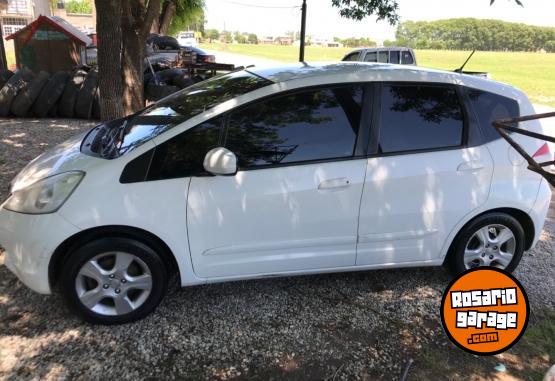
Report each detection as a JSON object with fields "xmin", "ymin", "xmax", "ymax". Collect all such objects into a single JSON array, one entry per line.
[
  {"xmin": 152, "ymin": 0, "xmax": 204, "ymax": 36},
  {"xmin": 247, "ymin": 33, "xmax": 258, "ymax": 44},
  {"xmin": 330, "ymin": 0, "xmax": 523, "ymax": 24},
  {"xmin": 221, "ymin": 30, "xmax": 233, "ymax": 43},
  {"xmin": 95, "ymin": 0, "xmax": 124, "ymax": 119},
  {"xmin": 94, "ymin": 0, "xmax": 161, "ymax": 117},
  {"xmin": 205, "ymin": 28, "xmax": 220, "ymax": 42}
]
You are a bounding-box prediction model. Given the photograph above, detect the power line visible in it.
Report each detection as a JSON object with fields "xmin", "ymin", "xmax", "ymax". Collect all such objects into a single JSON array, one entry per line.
[{"xmin": 221, "ymin": 0, "xmax": 300, "ymax": 9}]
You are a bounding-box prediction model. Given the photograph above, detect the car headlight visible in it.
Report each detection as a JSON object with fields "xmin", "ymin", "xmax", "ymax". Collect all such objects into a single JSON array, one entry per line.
[{"xmin": 3, "ymin": 171, "xmax": 84, "ymax": 214}]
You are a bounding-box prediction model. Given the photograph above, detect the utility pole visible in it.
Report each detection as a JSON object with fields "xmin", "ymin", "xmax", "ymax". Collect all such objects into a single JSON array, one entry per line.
[{"xmin": 298, "ymin": 0, "xmax": 306, "ymax": 62}]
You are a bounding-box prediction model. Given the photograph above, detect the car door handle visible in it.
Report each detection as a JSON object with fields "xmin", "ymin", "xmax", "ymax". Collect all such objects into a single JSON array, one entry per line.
[
  {"xmin": 457, "ymin": 161, "xmax": 485, "ymax": 172},
  {"xmin": 318, "ymin": 178, "xmax": 351, "ymax": 190}
]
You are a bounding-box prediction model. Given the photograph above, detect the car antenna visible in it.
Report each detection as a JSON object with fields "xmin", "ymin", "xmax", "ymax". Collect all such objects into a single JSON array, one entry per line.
[{"xmin": 454, "ymin": 49, "xmax": 476, "ymax": 73}]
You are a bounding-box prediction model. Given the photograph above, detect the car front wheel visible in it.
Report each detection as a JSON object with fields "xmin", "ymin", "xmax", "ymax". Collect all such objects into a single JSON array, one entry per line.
[
  {"xmin": 61, "ymin": 237, "xmax": 168, "ymax": 324},
  {"xmin": 447, "ymin": 213, "xmax": 525, "ymax": 274}
]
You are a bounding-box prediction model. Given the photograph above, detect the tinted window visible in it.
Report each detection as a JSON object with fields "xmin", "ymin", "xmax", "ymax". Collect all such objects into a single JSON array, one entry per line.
[
  {"xmin": 467, "ymin": 89, "xmax": 520, "ymax": 142},
  {"xmin": 226, "ymin": 86, "xmax": 363, "ymax": 168},
  {"xmin": 378, "ymin": 51, "xmax": 388, "ymax": 63},
  {"xmin": 343, "ymin": 52, "xmax": 359, "ymax": 61},
  {"xmin": 147, "ymin": 118, "xmax": 222, "ymax": 180},
  {"xmin": 378, "ymin": 85, "xmax": 464, "ymax": 153},
  {"xmin": 389, "ymin": 51, "xmax": 400, "ymax": 64},
  {"xmin": 401, "ymin": 51, "xmax": 414, "ymax": 64},
  {"xmin": 112, "ymin": 71, "xmax": 270, "ymax": 157},
  {"xmin": 364, "ymin": 52, "xmax": 377, "ymax": 62}
]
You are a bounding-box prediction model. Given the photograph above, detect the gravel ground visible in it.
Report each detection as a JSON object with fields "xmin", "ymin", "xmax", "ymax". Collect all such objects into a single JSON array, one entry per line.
[{"xmin": 0, "ymin": 118, "xmax": 554, "ymax": 380}]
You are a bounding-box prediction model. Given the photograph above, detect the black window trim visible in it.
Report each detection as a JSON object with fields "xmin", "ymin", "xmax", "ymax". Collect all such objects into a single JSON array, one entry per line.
[
  {"xmin": 367, "ymin": 81, "xmax": 470, "ymax": 158},
  {"xmin": 221, "ymin": 82, "xmax": 374, "ymax": 172}
]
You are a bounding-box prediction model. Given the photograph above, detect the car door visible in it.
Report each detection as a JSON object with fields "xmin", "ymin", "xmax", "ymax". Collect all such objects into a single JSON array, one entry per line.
[
  {"xmin": 356, "ymin": 83, "xmax": 493, "ymax": 266},
  {"xmin": 187, "ymin": 85, "xmax": 370, "ymax": 278}
]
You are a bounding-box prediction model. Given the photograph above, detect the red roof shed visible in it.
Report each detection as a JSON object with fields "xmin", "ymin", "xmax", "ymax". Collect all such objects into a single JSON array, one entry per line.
[{"xmin": 5, "ymin": 15, "xmax": 92, "ymax": 73}]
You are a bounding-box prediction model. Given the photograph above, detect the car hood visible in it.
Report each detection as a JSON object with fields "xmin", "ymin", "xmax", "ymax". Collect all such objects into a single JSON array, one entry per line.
[{"xmin": 10, "ymin": 131, "xmax": 95, "ymax": 193}]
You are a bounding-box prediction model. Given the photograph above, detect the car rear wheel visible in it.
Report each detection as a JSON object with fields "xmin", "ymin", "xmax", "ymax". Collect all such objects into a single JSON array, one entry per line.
[
  {"xmin": 61, "ymin": 237, "xmax": 168, "ymax": 324},
  {"xmin": 447, "ymin": 213, "xmax": 525, "ymax": 274}
]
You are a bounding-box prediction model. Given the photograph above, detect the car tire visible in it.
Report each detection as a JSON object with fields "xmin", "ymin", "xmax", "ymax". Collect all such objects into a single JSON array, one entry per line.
[
  {"xmin": 75, "ymin": 70, "xmax": 97, "ymax": 119},
  {"xmin": 11, "ymin": 71, "xmax": 50, "ymax": 117},
  {"xmin": 58, "ymin": 69, "xmax": 87, "ymax": 118},
  {"xmin": 0, "ymin": 69, "xmax": 14, "ymax": 89},
  {"xmin": 32, "ymin": 71, "xmax": 70, "ymax": 117},
  {"xmin": 0, "ymin": 69, "xmax": 35, "ymax": 116},
  {"xmin": 446, "ymin": 213, "xmax": 525, "ymax": 275},
  {"xmin": 60, "ymin": 237, "xmax": 168, "ymax": 325}
]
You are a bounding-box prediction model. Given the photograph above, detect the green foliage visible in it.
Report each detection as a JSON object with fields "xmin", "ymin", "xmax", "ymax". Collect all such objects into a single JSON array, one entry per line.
[
  {"xmin": 204, "ymin": 28, "xmax": 220, "ymax": 41},
  {"xmin": 65, "ymin": 0, "xmax": 92, "ymax": 14},
  {"xmin": 396, "ymin": 18, "xmax": 555, "ymax": 52},
  {"xmin": 331, "ymin": 0, "xmax": 399, "ymax": 24},
  {"xmin": 339, "ymin": 37, "xmax": 376, "ymax": 48},
  {"xmin": 247, "ymin": 33, "xmax": 258, "ymax": 44},
  {"xmin": 167, "ymin": 0, "xmax": 205, "ymax": 36},
  {"xmin": 221, "ymin": 31, "xmax": 232, "ymax": 43},
  {"xmin": 234, "ymin": 31, "xmax": 247, "ymax": 44}
]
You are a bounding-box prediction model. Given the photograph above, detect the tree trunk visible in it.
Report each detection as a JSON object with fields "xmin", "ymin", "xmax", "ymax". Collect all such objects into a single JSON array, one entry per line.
[
  {"xmin": 158, "ymin": 0, "xmax": 176, "ymax": 35},
  {"xmin": 95, "ymin": 0, "xmax": 124, "ymax": 120},
  {"xmin": 121, "ymin": 0, "xmax": 161, "ymax": 114}
]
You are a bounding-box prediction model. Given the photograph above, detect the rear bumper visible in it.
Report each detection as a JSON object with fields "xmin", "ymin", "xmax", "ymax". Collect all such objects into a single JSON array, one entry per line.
[
  {"xmin": 0, "ymin": 207, "xmax": 80, "ymax": 294},
  {"xmin": 529, "ymin": 179, "xmax": 552, "ymax": 249}
]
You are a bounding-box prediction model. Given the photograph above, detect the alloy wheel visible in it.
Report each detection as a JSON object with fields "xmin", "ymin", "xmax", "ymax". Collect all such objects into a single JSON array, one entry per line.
[
  {"xmin": 75, "ymin": 252, "xmax": 153, "ymax": 316},
  {"xmin": 464, "ymin": 224, "xmax": 516, "ymax": 270}
]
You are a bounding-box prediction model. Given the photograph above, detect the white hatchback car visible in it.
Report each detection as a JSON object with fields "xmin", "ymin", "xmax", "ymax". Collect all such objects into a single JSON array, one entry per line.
[{"xmin": 0, "ymin": 63, "xmax": 551, "ymax": 324}]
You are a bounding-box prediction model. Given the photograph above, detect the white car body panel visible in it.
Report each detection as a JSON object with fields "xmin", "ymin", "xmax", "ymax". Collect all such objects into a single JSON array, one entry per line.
[
  {"xmin": 0, "ymin": 62, "xmax": 551, "ymax": 295},
  {"xmin": 187, "ymin": 159, "xmax": 367, "ymax": 278},
  {"xmin": 357, "ymin": 146, "xmax": 494, "ymax": 265}
]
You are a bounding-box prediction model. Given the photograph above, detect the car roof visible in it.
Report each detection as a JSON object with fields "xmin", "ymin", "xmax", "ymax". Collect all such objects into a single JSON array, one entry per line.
[{"xmin": 246, "ymin": 62, "xmax": 523, "ymax": 99}]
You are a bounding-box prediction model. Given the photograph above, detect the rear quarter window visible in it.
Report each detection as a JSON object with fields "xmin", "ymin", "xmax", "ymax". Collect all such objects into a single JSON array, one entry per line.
[{"xmin": 466, "ymin": 89, "xmax": 520, "ymax": 143}]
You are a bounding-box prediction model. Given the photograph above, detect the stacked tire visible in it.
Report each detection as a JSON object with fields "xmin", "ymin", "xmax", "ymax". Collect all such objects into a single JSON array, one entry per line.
[{"xmin": 0, "ymin": 68, "xmax": 100, "ymax": 119}]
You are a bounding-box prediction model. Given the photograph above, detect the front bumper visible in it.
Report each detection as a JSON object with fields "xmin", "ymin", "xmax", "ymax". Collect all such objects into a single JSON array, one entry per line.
[{"xmin": 0, "ymin": 207, "xmax": 80, "ymax": 294}]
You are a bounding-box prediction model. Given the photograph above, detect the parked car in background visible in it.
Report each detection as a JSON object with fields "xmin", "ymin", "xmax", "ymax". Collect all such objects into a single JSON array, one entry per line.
[
  {"xmin": 185, "ymin": 46, "xmax": 215, "ymax": 64},
  {"xmin": 0, "ymin": 62, "xmax": 551, "ymax": 324},
  {"xmin": 176, "ymin": 31, "xmax": 197, "ymax": 47},
  {"xmin": 343, "ymin": 47, "xmax": 417, "ymax": 65}
]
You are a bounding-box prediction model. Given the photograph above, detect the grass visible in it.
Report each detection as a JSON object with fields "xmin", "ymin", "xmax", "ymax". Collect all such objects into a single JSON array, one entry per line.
[{"xmin": 201, "ymin": 43, "xmax": 555, "ymax": 107}]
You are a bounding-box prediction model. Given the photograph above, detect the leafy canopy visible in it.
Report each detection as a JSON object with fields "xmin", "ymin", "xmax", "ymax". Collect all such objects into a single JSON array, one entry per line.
[{"xmin": 331, "ymin": 0, "xmax": 523, "ymax": 24}]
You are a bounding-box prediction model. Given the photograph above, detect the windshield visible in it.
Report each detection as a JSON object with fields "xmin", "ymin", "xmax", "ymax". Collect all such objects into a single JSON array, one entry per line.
[
  {"xmin": 86, "ymin": 70, "xmax": 272, "ymax": 159},
  {"xmin": 180, "ymin": 33, "xmax": 194, "ymax": 38}
]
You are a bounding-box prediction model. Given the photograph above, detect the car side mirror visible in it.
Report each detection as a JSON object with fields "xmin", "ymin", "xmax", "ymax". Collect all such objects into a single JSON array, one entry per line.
[{"xmin": 203, "ymin": 147, "xmax": 237, "ymax": 176}]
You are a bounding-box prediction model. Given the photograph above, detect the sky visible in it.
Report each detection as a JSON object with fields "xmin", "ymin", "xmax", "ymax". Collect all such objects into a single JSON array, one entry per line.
[{"xmin": 204, "ymin": 0, "xmax": 555, "ymax": 41}]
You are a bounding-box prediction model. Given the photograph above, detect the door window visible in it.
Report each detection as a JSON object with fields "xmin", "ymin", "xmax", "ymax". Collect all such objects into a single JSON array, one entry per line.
[
  {"xmin": 364, "ymin": 52, "xmax": 377, "ymax": 62},
  {"xmin": 378, "ymin": 84, "xmax": 464, "ymax": 154},
  {"xmin": 147, "ymin": 118, "xmax": 223, "ymax": 180},
  {"xmin": 401, "ymin": 51, "xmax": 415, "ymax": 64},
  {"xmin": 377, "ymin": 51, "xmax": 389, "ymax": 63},
  {"xmin": 343, "ymin": 52, "xmax": 360, "ymax": 61},
  {"xmin": 467, "ymin": 89, "xmax": 520, "ymax": 143},
  {"xmin": 225, "ymin": 86, "xmax": 364, "ymax": 168},
  {"xmin": 389, "ymin": 50, "xmax": 400, "ymax": 64}
]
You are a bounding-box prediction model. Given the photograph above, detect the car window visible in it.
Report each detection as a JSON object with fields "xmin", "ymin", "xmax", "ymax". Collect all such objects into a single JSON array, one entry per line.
[
  {"xmin": 364, "ymin": 52, "xmax": 377, "ymax": 62},
  {"xmin": 108, "ymin": 70, "xmax": 271, "ymax": 158},
  {"xmin": 401, "ymin": 51, "xmax": 414, "ymax": 65},
  {"xmin": 466, "ymin": 89, "xmax": 520, "ymax": 142},
  {"xmin": 225, "ymin": 86, "xmax": 364, "ymax": 168},
  {"xmin": 343, "ymin": 52, "xmax": 359, "ymax": 61},
  {"xmin": 389, "ymin": 51, "xmax": 400, "ymax": 64},
  {"xmin": 146, "ymin": 117, "xmax": 222, "ymax": 180},
  {"xmin": 378, "ymin": 84, "xmax": 464, "ymax": 153},
  {"xmin": 378, "ymin": 51, "xmax": 388, "ymax": 63}
]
